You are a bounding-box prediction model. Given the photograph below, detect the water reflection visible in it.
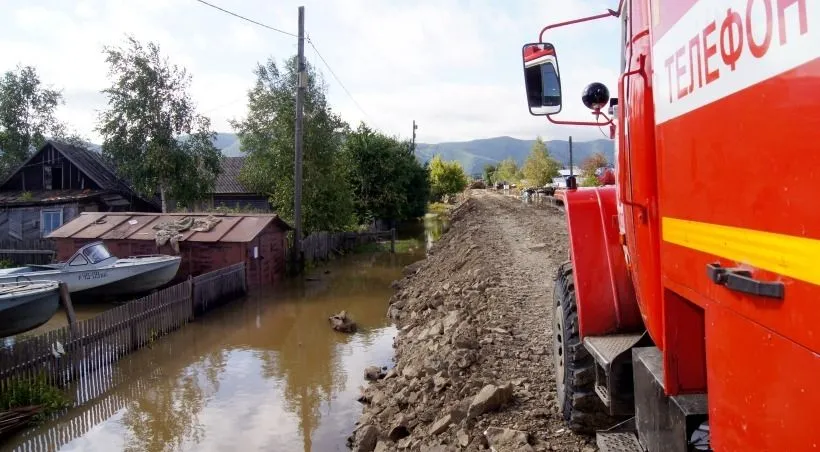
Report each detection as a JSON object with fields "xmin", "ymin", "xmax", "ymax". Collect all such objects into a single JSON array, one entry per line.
[
  {"xmin": 2, "ymin": 251, "xmax": 420, "ymax": 452},
  {"xmin": 424, "ymin": 214, "xmax": 450, "ymax": 250}
]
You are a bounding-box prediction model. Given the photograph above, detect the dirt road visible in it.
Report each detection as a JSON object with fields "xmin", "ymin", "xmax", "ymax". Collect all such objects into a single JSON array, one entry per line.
[{"xmin": 352, "ymin": 190, "xmax": 597, "ymax": 451}]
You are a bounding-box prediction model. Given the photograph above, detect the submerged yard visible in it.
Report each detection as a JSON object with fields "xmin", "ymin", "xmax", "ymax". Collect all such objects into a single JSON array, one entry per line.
[{"xmin": 1, "ymin": 246, "xmax": 425, "ymax": 452}]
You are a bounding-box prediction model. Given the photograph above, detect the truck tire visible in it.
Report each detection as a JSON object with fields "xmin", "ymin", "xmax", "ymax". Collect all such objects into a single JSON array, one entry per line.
[{"xmin": 552, "ymin": 261, "xmax": 612, "ymax": 433}]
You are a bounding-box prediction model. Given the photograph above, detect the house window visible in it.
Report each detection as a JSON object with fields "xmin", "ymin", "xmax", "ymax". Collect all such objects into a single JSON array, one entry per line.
[{"xmin": 41, "ymin": 209, "xmax": 63, "ymax": 236}]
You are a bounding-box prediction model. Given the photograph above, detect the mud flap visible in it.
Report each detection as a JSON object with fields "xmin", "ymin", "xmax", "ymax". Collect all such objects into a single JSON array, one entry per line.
[{"xmin": 632, "ymin": 347, "xmax": 709, "ymax": 452}]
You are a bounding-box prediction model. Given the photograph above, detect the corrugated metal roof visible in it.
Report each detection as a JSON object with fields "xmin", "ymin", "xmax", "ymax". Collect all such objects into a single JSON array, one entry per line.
[
  {"xmin": 214, "ymin": 157, "xmax": 253, "ymax": 194},
  {"xmin": 49, "ymin": 141, "xmax": 123, "ymax": 190},
  {"xmin": 47, "ymin": 212, "xmax": 292, "ymax": 242}
]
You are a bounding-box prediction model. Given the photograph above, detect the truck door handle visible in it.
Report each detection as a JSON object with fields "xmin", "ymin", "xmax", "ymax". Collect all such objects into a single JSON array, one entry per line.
[{"xmin": 706, "ymin": 263, "xmax": 785, "ymax": 299}]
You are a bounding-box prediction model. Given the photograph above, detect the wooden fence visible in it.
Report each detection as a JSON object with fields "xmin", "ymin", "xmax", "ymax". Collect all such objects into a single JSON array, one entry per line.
[
  {"xmin": 192, "ymin": 262, "xmax": 246, "ymax": 315},
  {"xmin": 0, "ymin": 263, "xmax": 247, "ymax": 402},
  {"xmin": 297, "ymin": 229, "xmax": 396, "ymax": 264},
  {"xmin": 0, "ymin": 239, "xmax": 56, "ymax": 266}
]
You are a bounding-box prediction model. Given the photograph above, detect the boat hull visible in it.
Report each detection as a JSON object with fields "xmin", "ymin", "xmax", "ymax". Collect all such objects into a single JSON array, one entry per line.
[
  {"xmin": 0, "ymin": 284, "xmax": 60, "ymax": 338},
  {"xmin": 76, "ymin": 259, "xmax": 182, "ymax": 298},
  {"xmin": 0, "ymin": 257, "xmax": 182, "ymax": 300}
]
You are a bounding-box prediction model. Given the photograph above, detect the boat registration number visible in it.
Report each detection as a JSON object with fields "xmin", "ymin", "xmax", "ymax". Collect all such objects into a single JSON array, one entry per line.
[{"xmin": 78, "ymin": 271, "xmax": 108, "ymax": 281}]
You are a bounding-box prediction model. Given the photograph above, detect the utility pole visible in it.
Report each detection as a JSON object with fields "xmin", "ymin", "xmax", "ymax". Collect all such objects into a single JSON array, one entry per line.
[
  {"xmin": 411, "ymin": 120, "xmax": 418, "ymax": 153},
  {"xmin": 293, "ymin": 5, "xmax": 305, "ymax": 272}
]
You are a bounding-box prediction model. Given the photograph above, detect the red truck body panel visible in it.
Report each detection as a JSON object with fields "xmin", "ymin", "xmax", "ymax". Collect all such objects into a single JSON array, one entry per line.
[
  {"xmin": 650, "ymin": 0, "xmax": 819, "ymax": 448},
  {"xmin": 558, "ymin": 0, "xmax": 820, "ymax": 449}
]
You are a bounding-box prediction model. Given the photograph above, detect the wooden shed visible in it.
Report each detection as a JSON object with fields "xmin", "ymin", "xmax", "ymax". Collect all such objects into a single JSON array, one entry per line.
[{"xmin": 47, "ymin": 212, "xmax": 292, "ymax": 288}]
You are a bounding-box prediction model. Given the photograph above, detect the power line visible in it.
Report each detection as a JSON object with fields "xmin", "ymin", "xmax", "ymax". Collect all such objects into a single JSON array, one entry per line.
[
  {"xmin": 307, "ymin": 37, "xmax": 371, "ymax": 121},
  {"xmin": 193, "ymin": 0, "xmax": 298, "ymax": 37},
  {"xmin": 191, "ymin": 0, "xmax": 375, "ymax": 125},
  {"xmin": 201, "ymin": 95, "xmax": 246, "ymax": 114}
]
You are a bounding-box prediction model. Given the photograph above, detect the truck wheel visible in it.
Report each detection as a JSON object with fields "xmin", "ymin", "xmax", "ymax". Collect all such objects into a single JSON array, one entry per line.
[{"xmin": 552, "ymin": 261, "xmax": 612, "ymax": 433}]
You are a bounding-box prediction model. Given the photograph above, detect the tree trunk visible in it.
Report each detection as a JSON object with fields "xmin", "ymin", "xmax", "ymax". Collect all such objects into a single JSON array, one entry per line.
[{"xmin": 160, "ymin": 185, "xmax": 167, "ymax": 213}]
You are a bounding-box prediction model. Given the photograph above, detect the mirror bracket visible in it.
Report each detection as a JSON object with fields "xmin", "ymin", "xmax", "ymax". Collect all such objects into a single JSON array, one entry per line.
[
  {"xmin": 538, "ymin": 0, "xmax": 626, "ymax": 42},
  {"xmin": 547, "ymin": 110, "xmax": 612, "ymax": 127},
  {"xmin": 544, "ymin": 50, "xmax": 645, "ymax": 129}
]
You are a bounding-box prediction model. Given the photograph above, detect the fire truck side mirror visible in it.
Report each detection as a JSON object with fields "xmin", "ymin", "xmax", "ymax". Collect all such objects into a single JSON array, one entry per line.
[{"xmin": 522, "ymin": 43, "xmax": 562, "ymax": 116}]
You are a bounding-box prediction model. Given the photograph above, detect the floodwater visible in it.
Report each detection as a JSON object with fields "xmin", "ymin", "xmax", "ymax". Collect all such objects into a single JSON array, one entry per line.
[
  {"xmin": 397, "ymin": 212, "xmax": 450, "ymax": 251},
  {"xmin": 1, "ymin": 247, "xmax": 426, "ymax": 452}
]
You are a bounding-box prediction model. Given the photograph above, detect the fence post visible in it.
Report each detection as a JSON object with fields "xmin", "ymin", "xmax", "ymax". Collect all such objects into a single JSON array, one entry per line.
[
  {"xmin": 130, "ymin": 302, "xmax": 139, "ymax": 351},
  {"xmin": 188, "ymin": 275, "xmax": 195, "ymax": 320},
  {"xmin": 390, "ymin": 228, "xmax": 396, "ymax": 253},
  {"xmin": 59, "ymin": 282, "xmax": 78, "ymax": 335},
  {"xmin": 242, "ymin": 262, "xmax": 248, "ymax": 294}
]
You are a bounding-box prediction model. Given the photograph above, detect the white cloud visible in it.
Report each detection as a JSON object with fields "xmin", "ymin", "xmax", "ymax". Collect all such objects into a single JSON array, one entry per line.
[{"xmin": 0, "ymin": 0, "xmax": 623, "ymax": 144}]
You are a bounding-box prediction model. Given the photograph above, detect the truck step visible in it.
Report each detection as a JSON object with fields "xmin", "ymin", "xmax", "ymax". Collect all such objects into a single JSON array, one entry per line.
[
  {"xmin": 583, "ymin": 333, "xmax": 646, "ymax": 415},
  {"xmin": 597, "ymin": 432, "xmax": 643, "ymax": 452},
  {"xmin": 584, "ymin": 334, "xmax": 644, "ymax": 366}
]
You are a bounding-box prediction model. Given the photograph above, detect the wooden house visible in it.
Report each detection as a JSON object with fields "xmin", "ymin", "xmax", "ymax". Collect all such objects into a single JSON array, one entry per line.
[
  {"xmin": 0, "ymin": 140, "xmax": 159, "ymax": 242},
  {"xmin": 47, "ymin": 212, "xmax": 292, "ymax": 288},
  {"xmin": 210, "ymin": 157, "xmax": 271, "ymax": 211}
]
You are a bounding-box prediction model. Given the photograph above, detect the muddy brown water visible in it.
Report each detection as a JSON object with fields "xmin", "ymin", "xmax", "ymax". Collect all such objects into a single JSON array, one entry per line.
[{"xmin": 1, "ymin": 248, "xmax": 425, "ymax": 452}]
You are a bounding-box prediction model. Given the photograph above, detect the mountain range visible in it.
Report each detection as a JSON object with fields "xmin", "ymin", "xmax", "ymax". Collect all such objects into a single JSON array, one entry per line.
[
  {"xmin": 413, "ymin": 136, "xmax": 613, "ymax": 175},
  {"xmin": 80, "ymin": 133, "xmax": 613, "ymax": 177},
  {"xmin": 217, "ymin": 133, "xmax": 613, "ymax": 176}
]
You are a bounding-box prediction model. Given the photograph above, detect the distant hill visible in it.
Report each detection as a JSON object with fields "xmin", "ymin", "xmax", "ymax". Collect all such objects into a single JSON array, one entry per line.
[
  {"xmin": 414, "ymin": 136, "xmax": 614, "ymax": 176},
  {"xmin": 213, "ymin": 132, "xmax": 242, "ymax": 156},
  {"xmin": 87, "ymin": 133, "xmax": 612, "ymax": 175}
]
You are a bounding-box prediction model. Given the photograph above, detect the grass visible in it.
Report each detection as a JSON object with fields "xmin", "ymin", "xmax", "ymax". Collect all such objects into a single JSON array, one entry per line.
[
  {"xmin": 0, "ymin": 375, "xmax": 71, "ymax": 422},
  {"xmin": 0, "ymin": 259, "xmax": 16, "ymax": 269},
  {"xmin": 427, "ymin": 202, "xmax": 451, "ymax": 216}
]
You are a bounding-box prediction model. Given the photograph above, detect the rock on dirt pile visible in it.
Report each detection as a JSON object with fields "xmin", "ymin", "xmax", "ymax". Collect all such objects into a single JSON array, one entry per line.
[{"xmin": 350, "ymin": 192, "xmax": 597, "ymax": 451}]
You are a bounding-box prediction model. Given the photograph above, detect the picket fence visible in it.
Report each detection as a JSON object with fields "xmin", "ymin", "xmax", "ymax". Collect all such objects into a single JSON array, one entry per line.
[
  {"xmin": 0, "ymin": 262, "xmax": 247, "ymax": 404},
  {"xmin": 298, "ymin": 229, "xmax": 396, "ymax": 264}
]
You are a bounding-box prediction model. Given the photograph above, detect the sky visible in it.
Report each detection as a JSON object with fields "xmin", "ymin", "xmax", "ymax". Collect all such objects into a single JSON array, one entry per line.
[{"xmin": 0, "ymin": 0, "xmax": 620, "ymax": 145}]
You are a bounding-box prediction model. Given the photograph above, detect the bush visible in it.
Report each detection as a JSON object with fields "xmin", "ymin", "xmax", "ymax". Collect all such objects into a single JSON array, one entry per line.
[
  {"xmin": 429, "ymin": 155, "xmax": 468, "ymax": 201},
  {"xmin": 0, "ymin": 375, "xmax": 70, "ymax": 421}
]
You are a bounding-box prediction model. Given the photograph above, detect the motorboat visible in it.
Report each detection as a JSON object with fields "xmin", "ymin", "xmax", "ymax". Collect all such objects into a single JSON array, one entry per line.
[
  {"xmin": 0, "ymin": 242, "xmax": 181, "ymax": 298},
  {"xmin": 0, "ymin": 281, "xmax": 60, "ymax": 338}
]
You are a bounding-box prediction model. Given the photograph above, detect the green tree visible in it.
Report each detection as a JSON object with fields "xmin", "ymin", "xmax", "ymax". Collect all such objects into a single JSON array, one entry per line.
[
  {"xmin": 494, "ymin": 158, "xmax": 519, "ymax": 184},
  {"xmin": 0, "ymin": 65, "xmax": 64, "ymax": 176},
  {"xmin": 232, "ymin": 56, "xmax": 355, "ymax": 234},
  {"xmin": 429, "ymin": 154, "xmax": 468, "ymax": 200},
  {"xmin": 342, "ymin": 123, "xmax": 429, "ymax": 223},
  {"xmin": 521, "ymin": 137, "xmax": 560, "ymax": 186},
  {"xmin": 97, "ymin": 37, "xmax": 221, "ymax": 212},
  {"xmin": 482, "ymin": 163, "xmax": 497, "ymax": 185},
  {"xmin": 580, "ymin": 152, "xmax": 609, "ymax": 187}
]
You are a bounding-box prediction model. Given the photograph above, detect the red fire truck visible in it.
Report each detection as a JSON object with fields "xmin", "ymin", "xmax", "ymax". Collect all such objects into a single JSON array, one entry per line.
[{"xmin": 522, "ymin": 1, "xmax": 818, "ymax": 451}]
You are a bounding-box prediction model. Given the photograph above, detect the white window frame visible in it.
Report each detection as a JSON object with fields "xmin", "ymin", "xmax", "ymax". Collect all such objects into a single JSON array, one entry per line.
[{"xmin": 41, "ymin": 209, "xmax": 64, "ymax": 236}]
